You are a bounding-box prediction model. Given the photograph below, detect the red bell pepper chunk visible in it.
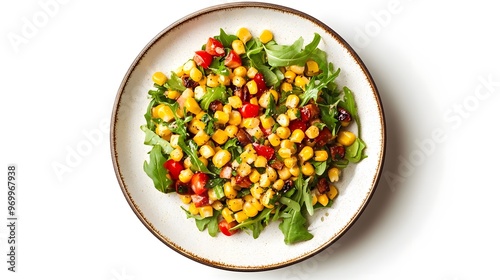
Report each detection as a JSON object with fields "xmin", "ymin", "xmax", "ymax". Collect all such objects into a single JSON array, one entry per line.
[{"xmin": 252, "ymin": 143, "xmax": 275, "ymax": 161}]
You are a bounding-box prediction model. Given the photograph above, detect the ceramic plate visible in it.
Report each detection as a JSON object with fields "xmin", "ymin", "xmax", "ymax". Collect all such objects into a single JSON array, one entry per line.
[{"xmin": 111, "ymin": 2, "xmax": 385, "ymax": 271}]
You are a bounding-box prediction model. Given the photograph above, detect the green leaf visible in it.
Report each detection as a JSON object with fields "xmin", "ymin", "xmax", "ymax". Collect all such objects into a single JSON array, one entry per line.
[
  {"xmin": 339, "ymin": 86, "xmax": 361, "ymax": 135},
  {"xmin": 165, "ymin": 71, "xmax": 186, "ymax": 91},
  {"xmin": 264, "ymin": 33, "xmax": 321, "ymax": 67},
  {"xmin": 143, "ymin": 145, "xmax": 173, "ymax": 193},
  {"xmin": 178, "ymin": 137, "xmax": 215, "ymax": 176},
  {"xmin": 345, "ymin": 137, "xmax": 367, "ymax": 163},
  {"xmin": 140, "ymin": 125, "xmax": 174, "ymax": 154},
  {"xmin": 300, "ymin": 63, "xmax": 340, "ymax": 106},
  {"xmin": 279, "ymin": 209, "xmax": 313, "ymax": 245},
  {"xmin": 215, "ymin": 28, "xmax": 239, "ymax": 48},
  {"xmin": 200, "ymin": 85, "xmax": 228, "ymax": 111}
]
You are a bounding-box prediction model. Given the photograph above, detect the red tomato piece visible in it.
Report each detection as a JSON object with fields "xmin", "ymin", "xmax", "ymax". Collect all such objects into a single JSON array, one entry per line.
[
  {"xmin": 190, "ymin": 172, "xmax": 209, "ymax": 195},
  {"xmin": 191, "ymin": 193, "xmax": 209, "ymax": 207},
  {"xmin": 224, "ymin": 50, "xmax": 242, "ymax": 69},
  {"xmin": 239, "ymin": 103, "xmax": 260, "ymax": 118},
  {"xmin": 252, "ymin": 143, "xmax": 275, "ymax": 161},
  {"xmin": 164, "ymin": 159, "xmax": 183, "ymax": 180},
  {"xmin": 288, "ymin": 119, "xmax": 308, "ymax": 132},
  {"xmin": 205, "ymin": 37, "xmax": 225, "ymax": 57},
  {"xmin": 253, "ymin": 72, "xmax": 267, "ymax": 95},
  {"xmin": 193, "ymin": 50, "xmax": 213, "ymax": 69},
  {"xmin": 218, "ymin": 220, "xmax": 239, "ymax": 236}
]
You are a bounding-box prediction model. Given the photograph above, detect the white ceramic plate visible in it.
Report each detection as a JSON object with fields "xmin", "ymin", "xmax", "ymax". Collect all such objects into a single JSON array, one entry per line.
[{"xmin": 111, "ymin": 2, "xmax": 385, "ymax": 271}]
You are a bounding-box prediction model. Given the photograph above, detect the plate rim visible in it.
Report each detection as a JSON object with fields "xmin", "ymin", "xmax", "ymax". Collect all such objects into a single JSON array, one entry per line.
[{"xmin": 110, "ymin": 1, "xmax": 387, "ymax": 272}]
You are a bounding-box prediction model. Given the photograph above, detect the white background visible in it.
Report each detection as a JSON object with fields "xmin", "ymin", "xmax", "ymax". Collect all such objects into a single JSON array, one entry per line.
[{"xmin": 1, "ymin": 0, "xmax": 499, "ymax": 279}]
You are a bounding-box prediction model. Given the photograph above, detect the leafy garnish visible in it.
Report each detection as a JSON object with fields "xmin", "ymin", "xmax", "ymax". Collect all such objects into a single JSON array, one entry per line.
[
  {"xmin": 143, "ymin": 145, "xmax": 173, "ymax": 193},
  {"xmin": 200, "ymin": 85, "xmax": 228, "ymax": 111}
]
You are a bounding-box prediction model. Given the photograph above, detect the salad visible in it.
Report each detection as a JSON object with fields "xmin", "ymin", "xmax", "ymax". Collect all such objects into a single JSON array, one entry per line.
[{"xmin": 141, "ymin": 27, "xmax": 367, "ymax": 244}]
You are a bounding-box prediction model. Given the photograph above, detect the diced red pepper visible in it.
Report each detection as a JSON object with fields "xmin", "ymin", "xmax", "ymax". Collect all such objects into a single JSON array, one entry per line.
[
  {"xmin": 191, "ymin": 193, "xmax": 209, "ymax": 207},
  {"xmin": 205, "ymin": 37, "xmax": 225, "ymax": 57},
  {"xmin": 252, "ymin": 143, "xmax": 275, "ymax": 161},
  {"xmin": 239, "ymin": 103, "xmax": 260, "ymax": 118},
  {"xmin": 252, "ymin": 72, "xmax": 267, "ymax": 95},
  {"xmin": 193, "ymin": 50, "xmax": 213, "ymax": 69},
  {"xmin": 288, "ymin": 119, "xmax": 308, "ymax": 132},
  {"xmin": 218, "ymin": 220, "xmax": 239, "ymax": 236},
  {"xmin": 164, "ymin": 159, "xmax": 184, "ymax": 180}
]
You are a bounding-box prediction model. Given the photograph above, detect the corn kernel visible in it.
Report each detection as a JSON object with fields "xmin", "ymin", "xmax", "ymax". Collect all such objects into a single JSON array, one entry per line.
[
  {"xmin": 170, "ymin": 134, "xmax": 180, "ymax": 148},
  {"xmin": 261, "ymin": 188, "xmax": 275, "ymax": 208},
  {"xmin": 189, "ymin": 202, "xmax": 199, "ymax": 215},
  {"xmin": 266, "ymin": 166, "xmax": 278, "ymax": 182},
  {"xmin": 276, "ymin": 126, "xmax": 291, "ymax": 139},
  {"xmin": 193, "ymin": 130, "xmax": 210, "ymax": 146},
  {"xmin": 278, "ymin": 147, "xmax": 292, "ymax": 159},
  {"xmin": 249, "ymin": 169, "xmax": 261, "ymax": 183},
  {"xmin": 311, "ymin": 193, "xmax": 318, "ymax": 206},
  {"xmin": 223, "ymin": 104, "xmax": 232, "ymax": 114},
  {"xmin": 305, "ymin": 125, "xmax": 320, "ymax": 139},
  {"xmin": 212, "ymin": 200, "xmax": 224, "ymax": 211},
  {"xmin": 206, "ymin": 74, "xmax": 220, "ymax": 87},
  {"xmin": 211, "ymin": 129, "xmax": 229, "ymax": 145},
  {"xmin": 170, "ymin": 147, "xmax": 183, "ymax": 162},
  {"xmin": 284, "ymin": 70, "xmax": 296, "ymax": 83},
  {"xmin": 317, "ymin": 194, "xmax": 329, "ymax": 206},
  {"xmin": 155, "ymin": 124, "xmax": 171, "ymax": 139},
  {"xmin": 228, "ymin": 110, "xmax": 242, "ymax": 126},
  {"xmin": 272, "ymin": 179, "xmax": 285, "ymax": 191},
  {"xmin": 246, "ymin": 80, "xmax": 258, "ymax": 95},
  {"xmin": 237, "ymin": 162, "xmax": 252, "ymax": 177},
  {"xmin": 277, "ymin": 167, "xmax": 292, "ymax": 180},
  {"xmin": 166, "ymin": 89, "xmax": 180, "ymax": 99},
  {"xmin": 152, "ymin": 71, "xmax": 167, "ymax": 85},
  {"xmin": 298, "ymin": 146, "xmax": 314, "ymax": 162},
  {"xmin": 199, "ymin": 205, "xmax": 214, "ymax": 218},
  {"xmin": 284, "ymin": 157, "xmax": 297, "ymax": 169},
  {"xmin": 224, "ymin": 182, "xmax": 237, "ymax": 199},
  {"xmin": 281, "ymin": 82, "xmax": 293, "ymax": 93},
  {"xmin": 236, "ymin": 27, "xmax": 252, "ymax": 43},
  {"xmin": 234, "ymin": 211, "xmax": 249, "ymax": 223},
  {"xmin": 287, "ymin": 108, "xmax": 300, "ymax": 120},
  {"xmin": 199, "ymin": 156, "xmax": 208, "ymax": 167},
  {"xmin": 188, "ymin": 119, "xmax": 205, "ymax": 134},
  {"xmin": 242, "ymin": 118, "xmax": 260, "ymax": 129},
  {"xmin": 154, "ymin": 104, "xmax": 175, "ymax": 122},
  {"xmin": 199, "ymin": 144, "xmax": 215, "ymax": 159},
  {"xmin": 268, "ymin": 133, "xmax": 281, "ymax": 147},
  {"xmin": 183, "ymin": 60, "xmax": 197, "ymax": 74},
  {"xmin": 289, "ymin": 129, "xmax": 305, "ymax": 143},
  {"xmin": 221, "ymin": 207, "xmax": 235, "ymax": 223},
  {"xmin": 314, "ymin": 150, "xmax": 329, "ymax": 162},
  {"xmin": 328, "ymin": 167, "xmax": 341, "ymax": 182},
  {"xmin": 276, "ymin": 114, "xmax": 290, "ymax": 127},
  {"xmin": 246, "ymin": 67, "xmax": 258, "ymax": 79},
  {"xmin": 327, "ymin": 185, "xmax": 338, "ymax": 200},
  {"xmin": 218, "ymin": 74, "xmax": 231, "ymax": 86},
  {"xmin": 179, "ymin": 194, "xmax": 191, "ymax": 204},
  {"xmin": 301, "ymin": 162, "xmax": 315, "ymax": 176},
  {"xmin": 305, "ymin": 60, "xmax": 320, "ymax": 76},
  {"xmin": 260, "ymin": 115, "xmax": 275, "ymax": 129},
  {"xmin": 254, "ymin": 155, "xmax": 267, "ymax": 168},
  {"xmin": 249, "ymin": 97, "xmax": 259, "ymax": 105},
  {"xmin": 228, "ymin": 96, "xmax": 243, "ymax": 109},
  {"xmin": 189, "ymin": 67, "xmax": 203, "ymax": 82},
  {"xmin": 259, "ymin": 29, "xmax": 273, "ymax": 44},
  {"xmin": 337, "ymin": 131, "xmax": 357, "ymax": 146},
  {"xmin": 290, "ymin": 65, "xmax": 305, "ymax": 75},
  {"xmin": 233, "ymin": 66, "xmax": 247, "ymax": 77},
  {"xmin": 289, "ymin": 165, "xmax": 300, "ymax": 177},
  {"xmin": 214, "ymin": 111, "xmax": 229, "ymax": 125},
  {"xmin": 185, "ymin": 97, "xmax": 202, "ymax": 114},
  {"xmin": 227, "ymin": 198, "xmax": 244, "ymax": 212},
  {"xmin": 224, "ymin": 125, "xmax": 238, "ymax": 138},
  {"xmin": 212, "ymin": 149, "xmax": 231, "ymax": 168},
  {"xmin": 232, "ymin": 75, "xmax": 246, "ymax": 87},
  {"xmin": 232, "ymin": 39, "xmax": 246, "ymax": 54},
  {"xmin": 178, "ymin": 168, "xmax": 194, "ymax": 183},
  {"xmin": 294, "ymin": 75, "xmax": 309, "ymax": 89},
  {"xmin": 243, "ymin": 202, "xmax": 259, "ymax": 217}
]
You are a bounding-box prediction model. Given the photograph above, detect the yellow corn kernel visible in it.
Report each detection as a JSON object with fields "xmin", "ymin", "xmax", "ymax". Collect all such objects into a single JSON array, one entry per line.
[
  {"xmin": 233, "ymin": 66, "xmax": 247, "ymax": 77},
  {"xmin": 305, "ymin": 60, "xmax": 320, "ymax": 76},
  {"xmin": 287, "ymin": 108, "xmax": 300, "ymax": 121},
  {"xmin": 276, "ymin": 126, "xmax": 291, "ymax": 139},
  {"xmin": 195, "ymin": 111, "xmax": 207, "ymax": 120},
  {"xmin": 298, "ymin": 146, "xmax": 314, "ymax": 162},
  {"xmin": 218, "ymin": 74, "xmax": 231, "ymax": 86},
  {"xmin": 224, "ymin": 182, "xmax": 237, "ymax": 199},
  {"xmin": 301, "ymin": 162, "xmax": 315, "ymax": 176},
  {"xmin": 278, "ymin": 147, "xmax": 292, "ymax": 159},
  {"xmin": 268, "ymin": 133, "xmax": 281, "ymax": 147},
  {"xmin": 317, "ymin": 194, "xmax": 329, "ymax": 206},
  {"xmin": 272, "ymin": 179, "xmax": 285, "ymax": 191},
  {"xmin": 193, "ymin": 130, "xmax": 210, "ymax": 146},
  {"xmin": 242, "ymin": 151, "xmax": 257, "ymax": 164},
  {"xmin": 232, "ymin": 75, "xmax": 246, "ymax": 87},
  {"xmin": 242, "ymin": 118, "xmax": 260, "ymax": 129},
  {"xmin": 227, "ymin": 198, "xmax": 244, "ymax": 212},
  {"xmin": 189, "ymin": 67, "xmax": 203, "ymax": 82},
  {"xmin": 237, "ymin": 162, "xmax": 252, "ymax": 177},
  {"xmin": 183, "ymin": 60, "xmax": 197, "ymax": 74},
  {"xmin": 183, "ymin": 156, "xmax": 192, "ymax": 169},
  {"xmin": 188, "ymin": 119, "xmax": 206, "ymax": 134},
  {"xmin": 212, "ymin": 149, "xmax": 232, "ymax": 168},
  {"xmin": 268, "ymin": 89, "xmax": 279, "ymax": 101},
  {"xmin": 266, "ymin": 166, "xmax": 278, "ymax": 182},
  {"xmin": 259, "ymin": 115, "xmax": 275, "ymax": 129},
  {"xmin": 228, "ymin": 110, "xmax": 242, "ymax": 126},
  {"xmin": 236, "ymin": 27, "xmax": 252, "ymax": 43},
  {"xmin": 252, "ymin": 199, "xmax": 264, "ymax": 211},
  {"xmin": 170, "ymin": 147, "xmax": 183, "ymax": 162},
  {"xmin": 289, "ymin": 129, "xmax": 305, "ymax": 143},
  {"xmin": 259, "ymin": 29, "xmax": 273, "ymax": 44},
  {"xmin": 327, "ymin": 185, "xmax": 338, "ymax": 200},
  {"xmin": 259, "ymin": 174, "xmax": 271, "ymax": 188},
  {"xmin": 152, "ymin": 71, "xmax": 167, "ymax": 85},
  {"xmin": 280, "ymin": 139, "xmax": 294, "ymax": 149},
  {"xmin": 284, "ymin": 70, "xmax": 296, "ymax": 83},
  {"xmin": 211, "ymin": 129, "xmax": 229, "ymax": 145},
  {"xmin": 179, "ymin": 194, "xmax": 191, "ymax": 204},
  {"xmin": 198, "ymin": 75, "xmax": 207, "ymax": 86},
  {"xmin": 249, "ymin": 169, "xmax": 261, "ymax": 183},
  {"xmin": 166, "ymin": 90, "xmax": 180, "ymax": 99},
  {"xmin": 193, "ymin": 85, "xmax": 207, "ymax": 100},
  {"xmin": 212, "ymin": 200, "xmax": 224, "ymax": 211},
  {"xmin": 290, "ymin": 65, "xmax": 305, "ymax": 75},
  {"xmin": 294, "ymin": 75, "xmax": 309, "ymax": 89},
  {"xmin": 224, "ymin": 125, "xmax": 238, "ymax": 138},
  {"xmin": 170, "ymin": 134, "xmax": 180, "ymax": 148},
  {"xmin": 234, "ymin": 211, "xmax": 249, "ymax": 223},
  {"xmin": 276, "ymin": 114, "xmax": 290, "ymax": 127},
  {"xmin": 244, "ymin": 143, "xmax": 256, "ymax": 154},
  {"xmin": 261, "ymin": 188, "xmax": 276, "ymax": 208},
  {"xmin": 199, "ymin": 156, "xmax": 208, "ymax": 167},
  {"xmin": 285, "ymin": 94, "xmax": 300, "ymax": 108},
  {"xmin": 178, "ymin": 168, "xmax": 194, "ymax": 183},
  {"xmin": 242, "ymin": 201, "xmax": 259, "ymax": 217},
  {"xmin": 221, "ymin": 105, "xmax": 231, "ymax": 115},
  {"xmin": 249, "ymin": 97, "xmax": 259, "ymax": 105},
  {"xmin": 311, "ymin": 193, "xmax": 318, "ymax": 206},
  {"xmin": 258, "ymin": 91, "xmax": 272, "ymax": 108},
  {"xmin": 341, "ymin": 120, "xmax": 350, "ymax": 127},
  {"xmin": 199, "ymin": 205, "xmax": 214, "ymax": 218},
  {"xmin": 155, "ymin": 104, "xmax": 175, "ymax": 122},
  {"xmin": 254, "ymin": 155, "xmax": 267, "ymax": 168},
  {"xmin": 289, "ymin": 165, "xmax": 300, "ymax": 177},
  {"xmin": 337, "ymin": 131, "xmax": 357, "ymax": 146},
  {"xmin": 189, "ymin": 202, "xmax": 199, "ymax": 215},
  {"xmin": 228, "ymin": 96, "xmax": 243, "ymax": 109},
  {"xmin": 199, "ymin": 144, "xmax": 215, "ymax": 159},
  {"xmin": 155, "ymin": 124, "xmax": 171, "ymax": 139},
  {"xmin": 185, "ymin": 97, "xmax": 202, "ymax": 114},
  {"xmin": 328, "ymin": 167, "xmax": 341, "ymax": 182},
  {"xmin": 246, "ymin": 80, "xmax": 258, "ymax": 95},
  {"xmin": 243, "ymin": 194, "xmax": 254, "ymax": 202},
  {"xmin": 305, "ymin": 125, "xmax": 320, "ymax": 139},
  {"xmin": 206, "ymin": 74, "xmax": 220, "ymax": 88},
  {"xmin": 174, "ymin": 65, "xmax": 184, "ymax": 77},
  {"xmin": 246, "ymin": 67, "xmax": 258, "ymax": 79},
  {"xmin": 284, "ymin": 157, "xmax": 297, "ymax": 169},
  {"xmin": 277, "ymin": 167, "xmax": 292, "ymax": 180},
  {"xmin": 231, "ymin": 39, "xmax": 246, "ymax": 54},
  {"xmin": 314, "ymin": 150, "xmax": 329, "ymax": 162},
  {"xmin": 214, "ymin": 111, "xmax": 229, "ymax": 125},
  {"xmin": 221, "ymin": 207, "xmax": 234, "ymax": 223}
]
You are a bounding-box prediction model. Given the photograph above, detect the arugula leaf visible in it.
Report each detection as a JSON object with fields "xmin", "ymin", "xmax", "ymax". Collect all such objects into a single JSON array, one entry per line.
[
  {"xmin": 231, "ymin": 208, "xmax": 274, "ymax": 239},
  {"xmin": 345, "ymin": 137, "xmax": 367, "ymax": 163},
  {"xmin": 209, "ymin": 56, "xmax": 230, "ymax": 76},
  {"xmin": 339, "ymin": 86, "xmax": 361, "ymax": 135},
  {"xmin": 143, "ymin": 145, "xmax": 173, "ymax": 193},
  {"xmin": 200, "ymin": 85, "xmax": 228, "ymax": 111},
  {"xmin": 178, "ymin": 137, "xmax": 215, "ymax": 176},
  {"xmin": 182, "ymin": 208, "xmax": 221, "ymax": 237},
  {"xmin": 279, "ymin": 208, "xmax": 313, "ymax": 244},
  {"xmin": 140, "ymin": 125, "xmax": 174, "ymax": 154},
  {"xmin": 215, "ymin": 28, "xmax": 239, "ymax": 48},
  {"xmin": 300, "ymin": 63, "xmax": 340, "ymax": 106},
  {"xmin": 264, "ymin": 33, "xmax": 321, "ymax": 67},
  {"xmin": 165, "ymin": 71, "xmax": 186, "ymax": 92}
]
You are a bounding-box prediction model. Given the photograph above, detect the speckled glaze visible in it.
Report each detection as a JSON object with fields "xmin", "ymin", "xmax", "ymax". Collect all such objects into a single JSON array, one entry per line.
[{"xmin": 111, "ymin": 2, "xmax": 386, "ymax": 271}]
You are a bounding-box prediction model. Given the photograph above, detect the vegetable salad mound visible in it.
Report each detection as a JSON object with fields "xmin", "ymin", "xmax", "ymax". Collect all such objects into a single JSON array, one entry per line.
[{"xmin": 142, "ymin": 27, "xmax": 367, "ymax": 244}]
